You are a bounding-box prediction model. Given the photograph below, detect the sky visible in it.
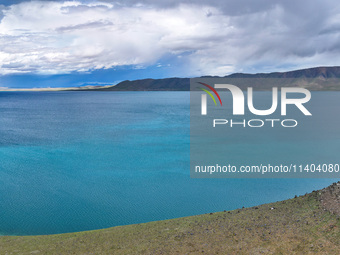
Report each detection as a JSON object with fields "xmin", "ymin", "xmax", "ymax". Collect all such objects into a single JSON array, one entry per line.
[{"xmin": 1, "ymin": 0, "xmax": 340, "ymax": 88}]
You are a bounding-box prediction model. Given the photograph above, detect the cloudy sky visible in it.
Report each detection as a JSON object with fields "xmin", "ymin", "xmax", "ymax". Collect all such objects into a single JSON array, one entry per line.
[{"xmin": 1, "ymin": 0, "xmax": 340, "ymax": 88}]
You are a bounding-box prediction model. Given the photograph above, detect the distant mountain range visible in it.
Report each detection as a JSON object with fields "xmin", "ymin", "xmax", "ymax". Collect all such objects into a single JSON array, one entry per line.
[
  {"xmin": 89, "ymin": 78, "xmax": 190, "ymax": 91},
  {"xmin": 76, "ymin": 66, "xmax": 340, "ymax": 91},
  {"xmin": 227, "ymin": 66, "xmax": 340, "ymax": 79}
]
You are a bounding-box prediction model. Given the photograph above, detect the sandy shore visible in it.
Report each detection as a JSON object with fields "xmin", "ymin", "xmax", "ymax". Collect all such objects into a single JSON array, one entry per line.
[{"xmin": 0, "ymin": 85, "xmax": 112, "ymax": 92}]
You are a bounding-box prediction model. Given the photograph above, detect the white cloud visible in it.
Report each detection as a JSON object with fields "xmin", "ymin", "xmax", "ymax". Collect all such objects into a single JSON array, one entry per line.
[
  {"xmin": 0, "ymin": 1, "xmax": 230, "ymax": 75},
  {"xmin": 0, "ymin": 0, "xmax": 340, "ymax": 76}
]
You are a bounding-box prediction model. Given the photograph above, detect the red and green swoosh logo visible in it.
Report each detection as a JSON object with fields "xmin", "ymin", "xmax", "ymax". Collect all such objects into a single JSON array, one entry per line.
[{"xmin": 198, "ymin": 82, "xmax": 222, "ymax": 106}]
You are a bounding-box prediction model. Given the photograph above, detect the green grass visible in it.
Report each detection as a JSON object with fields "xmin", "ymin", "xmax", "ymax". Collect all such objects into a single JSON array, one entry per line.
[{"xmin": 0, "ymin": 191, "xmax": 339, "ymax": 254}]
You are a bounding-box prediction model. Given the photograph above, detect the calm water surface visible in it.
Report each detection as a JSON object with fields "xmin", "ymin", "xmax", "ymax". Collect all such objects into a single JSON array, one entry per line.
[{"xmin": 0, "ymin": 91, "xmax": 336, "ymax": 235}]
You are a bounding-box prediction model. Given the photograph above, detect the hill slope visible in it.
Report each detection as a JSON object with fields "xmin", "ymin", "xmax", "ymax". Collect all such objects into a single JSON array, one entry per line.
[
  {"xmin": 85, "ymin": 78, "xmax": 190, "ymax": 91},
  {"xmin": 80, "ymin": 66, "xmax": 340, "ymax": 91},
  {"xmin": 1, "ymin": 182, "xmax": 339, "ymax": 254},
  {"xmin": 228, "ymin": 66, "xmax": 340, "ymax": 79}
]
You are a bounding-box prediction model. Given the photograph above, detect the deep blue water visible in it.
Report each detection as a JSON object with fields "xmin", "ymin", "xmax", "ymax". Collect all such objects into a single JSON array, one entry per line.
[{"xmin": 0, "ymin": 91, "xmax": 336, "ymax": 235}]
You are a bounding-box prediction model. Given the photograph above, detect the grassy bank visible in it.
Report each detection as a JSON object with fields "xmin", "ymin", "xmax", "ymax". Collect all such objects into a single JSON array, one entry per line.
[{"xmin": 1, "ymin": 183, "xmax": 339, "ymax": 255}]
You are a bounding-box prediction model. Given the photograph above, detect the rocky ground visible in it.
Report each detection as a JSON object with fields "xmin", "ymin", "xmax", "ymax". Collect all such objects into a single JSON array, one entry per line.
[
  {"xmin": 320, "ymin": 181, "xmax": 340, "ymax": 216},
  {"xmin": 1, "ymin": 182, "xmax": 339, "ymax": 254}
]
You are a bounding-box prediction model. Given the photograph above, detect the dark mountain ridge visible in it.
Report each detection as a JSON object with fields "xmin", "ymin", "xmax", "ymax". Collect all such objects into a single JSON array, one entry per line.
[
  {"xmin": 78, "ymin": 66, "xmax": 340, "ymax": 91},
  {"xmin": 228, "ymin": 66, "xmax": 340, "ymax": 79}
]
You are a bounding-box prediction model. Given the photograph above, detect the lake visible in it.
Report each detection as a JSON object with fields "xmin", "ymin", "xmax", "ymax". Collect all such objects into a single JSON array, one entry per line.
[{"xmin": 0, "ymin": 91, "xmax": 336, "ymax": 235}]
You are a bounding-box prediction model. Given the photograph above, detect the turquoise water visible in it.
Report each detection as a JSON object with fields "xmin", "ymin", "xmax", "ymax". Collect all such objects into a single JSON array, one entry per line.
[{"xmin": 0, "ymin": 91, "xmax": 336, "ymax": 235}]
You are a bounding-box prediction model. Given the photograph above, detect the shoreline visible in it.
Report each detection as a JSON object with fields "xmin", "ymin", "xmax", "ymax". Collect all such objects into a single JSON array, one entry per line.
[
  {"xmin": 1, "ymin": 182, "xmax": 339, "ymax": 253},
  {"xmin": 0, "ymin": 86, "xmax": 112, "ymax": 92}
]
